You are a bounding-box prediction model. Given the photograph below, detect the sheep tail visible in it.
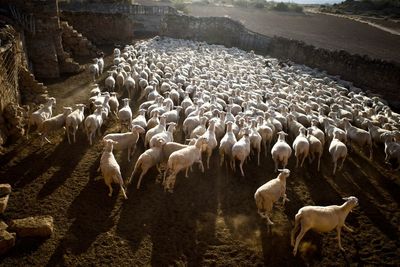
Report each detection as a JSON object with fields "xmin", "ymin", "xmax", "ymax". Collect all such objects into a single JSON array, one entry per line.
[{"xmin": 255, "ymin": 193, "xmax": 264, "ymax": 214}]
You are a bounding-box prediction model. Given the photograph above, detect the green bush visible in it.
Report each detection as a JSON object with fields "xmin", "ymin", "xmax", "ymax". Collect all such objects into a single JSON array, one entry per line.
[
  {"xmin": 233, "ymin": 0, "xmax": 248, "ymax": 8},
  {"xmin": 273, "ymin": 2, "xmax": 289, "ymax": 11}
]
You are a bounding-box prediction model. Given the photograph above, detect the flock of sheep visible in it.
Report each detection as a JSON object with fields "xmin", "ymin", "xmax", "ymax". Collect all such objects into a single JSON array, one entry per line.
[{"xmin": 25, "ymin": 36, "xmax": 400, "ymax": 256}]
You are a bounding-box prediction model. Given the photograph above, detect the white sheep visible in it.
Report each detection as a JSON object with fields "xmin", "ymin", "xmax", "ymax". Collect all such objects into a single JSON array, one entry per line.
[
  {"xmin": 108, "ymin": 92, "xmax": 119, "ymax": 117},
  {"xmin": 231, "ymin": 128, "xmax": 251, "ymax": 176},
  {"xmin": 292, "ymin": 127, "xmax": 310, "ymax": 168},
  {"xmin": 89, "ymin": 58, "xmax": 99, "ymax": 82},
  {"xmin": 131, "ymin": 109, "xmax": 147, "ymax": 131},
  {"xmin": 145, "ymin": 115, "xmax": 167, "ymax": 148},
  {"xmin": 342, "ymin": 119, "xmax": 373, "ymax": 160},
  {"xmin": 249, "ymin": 119, "xmax": 262, "ymax": 166},
  {"xmin": 129, "ymin": 138, "xmax": 165, "ymax": 189},
  {"xmin": 105, "ymin": 71, "xmax": 116, "ymax": 91},
  {"xmin": 98, "ymin": 140, "xmax": 128, "ymax": 199},
  {"xmin": 26, "ymin": 97, "xmax": 56, "ymax": 137},
  {"xmin": 291, "ymin": 196, "xmax": 358, "ymax": 256},
  {"xmin": 163, "ymin": 136, "xmax": 208, "ymax": 192},
  {"xmin": 84, "ymin": 105, "xmax": 103, "ymax": 146},
  {"xmin": 149, "ymin": 122, "xmax": 176, "ymax": 148},
  {"xmin": 219, "ymin": 121, "xmax": 237, "ymax": 169},
  {"xmin": 40, "ymin": 107, "xmax": 73, "ymax": 147},
  {"xmin": 97, "ymin": 56, "xmax": 104, "ymax": 75},
  {"xmin": 306, "ymin": 128, "xmax": 323, "ymax": 172},
  {"xmin": 65, "ymin": 104, "xmax": 85, "ymax": 144},
  {"xmin": 271, "ymin": 131, "xmax": 292, "ymax": 172},
  {"xmin": 200, "ymin": 119, "xmax": 218, "ymax": 169},
  {"xmin": 103, "ymin": 125, "xmax": 145, "ymax": 162},
  {"xmin": 118, "ymin": 98, "xmax": 132, "ymax": 132},
  {"xmin": 254, "ymin": 169, "xmax": 290, "ymax": 225},
  {"xmin": 329, "ymin": 131, "xmax": 348, "ymax": 175}
]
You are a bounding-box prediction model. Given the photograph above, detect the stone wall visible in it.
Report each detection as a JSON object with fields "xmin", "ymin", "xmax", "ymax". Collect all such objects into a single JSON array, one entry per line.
[
  {"xmin": 60, "ymin": 11, "xmax": 135, "ymax": 45},
  {"xmin": 161, "ymin": 14, "xmax": 271, "ymax": 54},
  {"xmin": 59, "ymin": 2, "xmax": 177, "ymax": 40},
  {"xmin": 267, "ymin": 37, "xmax": 400, "ymax": 108},
  {"xmin": 8, "ymin": 0, "xmax": 81, "ymax": 78},
  {"xmin": 60, "ymin": 21, "xmax": 99, "ymax": 57}
]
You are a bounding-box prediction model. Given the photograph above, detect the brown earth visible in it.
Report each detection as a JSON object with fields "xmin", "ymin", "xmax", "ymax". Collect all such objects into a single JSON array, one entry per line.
[
  {"xmin": 187, "ymin": 5, "xmax": 400, "ymax": 63},
  {"xmin": 0, "ymin": 49, "xmax": 399, "ymax": 266}
]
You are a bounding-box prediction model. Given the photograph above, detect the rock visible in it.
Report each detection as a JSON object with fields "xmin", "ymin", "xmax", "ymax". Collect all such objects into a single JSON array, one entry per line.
[
  {"xmin": 9, "ymin": 216, "xmax": 54, "ymax": 238},
  {"xmin": 0, "ymin": 221, "xmax": 8, "ymax": 231},
  {"xmin": 0, "ymin": 184, "xmax": 11, "ymax": 197},
  {"xmin": 0, "ymin": 195, "xmax": 9, "ymax": 214},
  {"xmin": 0, "ymin": 230, "xmax": 16, "ymax": 255}
]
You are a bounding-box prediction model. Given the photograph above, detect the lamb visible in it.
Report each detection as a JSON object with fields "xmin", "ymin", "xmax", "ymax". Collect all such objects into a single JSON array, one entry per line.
[
  {"xmin": 329, "ymin": 131, "xmax": 348, "ymax": 175},
  {"xmin": 97, "ymin": 55, "xmax": 104, "ymax": 75},
  {"xmin": 231, "ymin": 128, "xmax": 251, "ymax": 176},
  {"xmin": 40, "ymin": 107, "xmax": 73, "ymax": 147},
  {"xmin": 65, "ymin": 104, "xmax": 86, "ymax": 144},
  {"xmin": 292, "ymin": 127, "xmax": 310, "ymax": 168},
  {"xmin": 163, "ymin": 106, "xmax": 183, "ymax": 124},
  {"xmin": 291, "ymin": 196, "xmax": 359, "ymax": 256},
  {"xmin": 118, "ymin": 98, "xmax": 132, "ymax": 132},
  {"xmin": 98, "ymin": 140, "xmax": 128, "ymax": 199},
  {"xmin": 254, "ymin": 169, "xmax": 290, "ymax": 225},
  {"xmin": 84, "ymin": 105, "xmax": 103, "ymax": 146},
  {"xmin": 129, "ymin": 138, "xmax": 166, "ymax": 189},
  {"xmin": 271, "ymin": 131, "xmax": 292, "ymax": 172},
  {"xmin": 124, "ymin": 73, "xmax": 136, "ymax": 100},
  {"xmin": 382, "ymin": 132, "xmax": 400, "ymax": 170},
  {"xmin": 163, "ymin": 136, "xmax": 208, "ymax": 192},
  {"xmin": 103, "ymin": 125, "xmax": 145, "ymax": 162},
  {"xmin": 342, "ymin": 118, "xmax": 373, "ymax": 160},
  {"xmin": 257, "ymin": 116, "xmax": 273, "ymax": 157},
  {"xmin": 26, "ymin": 97, "xmax": 56, "ymax": 137},
  {"xmin": 219, "ymin": 121, "xmax": 237, "ymax": 169}
]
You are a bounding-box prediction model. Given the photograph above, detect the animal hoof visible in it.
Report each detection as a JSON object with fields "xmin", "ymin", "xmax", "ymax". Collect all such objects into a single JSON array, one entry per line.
[{"xmin": 293, "ymin": 250, "xmax": 297, "ymax": 256}]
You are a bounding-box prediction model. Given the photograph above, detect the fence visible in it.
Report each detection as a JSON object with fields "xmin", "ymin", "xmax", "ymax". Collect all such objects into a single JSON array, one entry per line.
[{"xmin": 0, "ymin": 26, "xmax": 21, "ymax": 112}]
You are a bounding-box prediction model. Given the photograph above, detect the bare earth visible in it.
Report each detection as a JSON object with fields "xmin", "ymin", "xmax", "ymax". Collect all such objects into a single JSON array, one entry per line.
[
  {"xmin": 0, "ymin": 48, "xmax": 399, "ymax": 266},
  {"xmin": 188, "ymin": 5, "xmax": 400, "ymax": 63}
]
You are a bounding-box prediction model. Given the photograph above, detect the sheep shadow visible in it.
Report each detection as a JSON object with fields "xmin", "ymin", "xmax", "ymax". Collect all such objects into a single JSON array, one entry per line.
[
  {"xmin": 37, "ymin": 138, "xmax": 89, "ymax": 199},
  {"xmin": 116, "ymin": 151, "xmax": 219, "ymax": 266},
  {"xmin": 46, "ymin": 173, "xmax": 118, "ymax": 266}
]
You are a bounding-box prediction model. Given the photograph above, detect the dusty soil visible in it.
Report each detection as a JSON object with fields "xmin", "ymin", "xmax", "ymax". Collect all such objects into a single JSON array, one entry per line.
[
  {"xmin": 187, "ymin": 5, "xmax": 400, "ymax": 63},
  {"xmin": 0, "ymin": 49, "xmax": 399, "ymax": 266}
]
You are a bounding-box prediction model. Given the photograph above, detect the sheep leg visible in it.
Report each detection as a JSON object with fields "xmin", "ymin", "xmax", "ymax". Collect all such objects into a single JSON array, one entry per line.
[
  {"xmin": 257, "ymin": 149, "xmax": 260, "ymax": 166},
  {"xmin": 337, "ymin": 226, "xmax": 345, "ymax": 251},
  {"xmin": 219, "ymin": 152, "xmax": 225, "ymax": 167},
  {"xmin": 198, "ymin": 160, "xmax": 205, "ymax": 173},
  {"xmin": 282, "ymin": 194, "xmax": 290, "ymax": 205},
  {"xmin": 136, "ymin": 167, "xmax": 148, "ymax": 190},
  {"xmin": 120, "ymin": 184, "xmax": 128, "ymax": 199},
  {"xmin": 128, "ymin": 147, "xmax": 131, "ymax": 162},
  {"xmin": 73, "ymin": 130, "xmax": 77, "ymax": 143},
  {"xmin": 239, "ymin": 160, "xmax": 245, "ymax": 177},
  {"xmin": 185, "ymin": 167, "xmax": 189, "ymax": 178},
  {"xmin": 317, "ymin": 155, "xmax": 321, "ymax": 172},
  {"xmin": 300, "ymin": 154, "xmax": 306, "ymax": 167},
  {"xmin": 107, "ymin": 182, "xmax": 113, "ymax": 197},
  {"xmin": 332, "ymin": 160, "xmax": 337, "ymax": 175},
  {"xmin": 274, "ymin": 160, "xmax": 278, "ymax": 172},
  {"xmin": 369, "ymin": 145, "xmax": 373, "ymax": 160},
  {"xmin": 66, "ymin": 129, "xmax": 71, "ymax": 144},
  {"xmin": 343, "ymin": 224, "xmax": 354, "ymax": 233},
  {"xmin": 295, "ymin": 156, "xmax": 299, "ymax": 168},
  {"xmin": 207, "ymin": 151, "xmax": 212, "ymax": 169},
  {"xmin": 263, "ymin": 140, "xmax": 267, "ymax": 157},
  {"xmin": 339, "ymin": 156, "xmax": 346, "ymax": 170},
  {"xmin": 293, "ymin": 226, "xmax": 308, "ymax": 256},
  {"xmin": 291, "ymin": 216, "xmax": 301, "ymax": 247}
]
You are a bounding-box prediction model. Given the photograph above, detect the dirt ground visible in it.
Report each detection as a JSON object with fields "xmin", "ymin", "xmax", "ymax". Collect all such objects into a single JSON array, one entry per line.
[
  {"xmin": 187, "ymin": 5, "xmax": 400, "ymax": 63},
  {"xmin": 0, "ymin": 48, "xmax": 399, "ymax": 266}
]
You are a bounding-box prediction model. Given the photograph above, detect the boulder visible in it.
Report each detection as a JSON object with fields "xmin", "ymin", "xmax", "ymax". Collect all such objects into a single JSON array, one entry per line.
[
  {"xmin": 0, "ymin": 184, "xmax": 11, "ymax": 197},
  {"xmin": 9, "ymin": 216, "xmax": 54, "ymax": 238},
  {"xmin": 0, "ymin": 195, "xmax": 9, "ymax": 214},
  {"xmin": 0, "ymin": 230, "xmax": 16, "ymax": 255},
  {"xmin": 0, "ymin": 221, "xmax": 8, "ymax": 231}
]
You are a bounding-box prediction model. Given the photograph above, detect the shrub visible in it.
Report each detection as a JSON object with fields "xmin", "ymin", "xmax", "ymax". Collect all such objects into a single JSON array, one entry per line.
[
  {"xmin": 273, "ymin": 2, "xmax": 289, "ymax": 12},
  {"xmin": 233, "ymin": 0, "xmax": 248, "ymax": 8},
  {"xmin": 173, "ymin": 0, "xmax": 189, "ymax": 13}
]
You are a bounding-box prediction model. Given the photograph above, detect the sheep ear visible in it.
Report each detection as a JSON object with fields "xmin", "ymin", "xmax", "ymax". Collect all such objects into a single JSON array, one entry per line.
[{"xmin": 342, "ymin": 197, "xmax": 349, "ymax": 201}]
